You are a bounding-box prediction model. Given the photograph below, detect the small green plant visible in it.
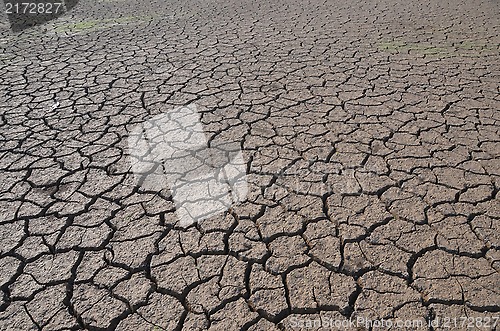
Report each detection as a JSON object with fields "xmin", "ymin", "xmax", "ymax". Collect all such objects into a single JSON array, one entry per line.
[
  {"xmin": 378, "ymin": 38, "xmax": 499, "ymax": 58},
  {"xmin": 54, "ymin": 20, "xmax": 99, "ymax": 32},
  {"xmin": 378, "ymin": 40, "xmax": 449, "ymax": 57},
  {"xmin": 52, "ymin": 16, "xmax": 153, "ymax": 34},
  {"xmin": 378, "ymin": 41, "xmax": 407, "ymax": 52}
]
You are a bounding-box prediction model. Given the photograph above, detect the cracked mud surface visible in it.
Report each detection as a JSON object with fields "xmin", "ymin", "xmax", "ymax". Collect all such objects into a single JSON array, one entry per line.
[{"xmin": 1, "ymin": 0, "xmax": 499, "ymax": 330}]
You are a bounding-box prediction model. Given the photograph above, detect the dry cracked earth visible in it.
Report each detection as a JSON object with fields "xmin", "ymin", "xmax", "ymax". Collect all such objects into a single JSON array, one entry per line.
[{"xmin": 1, "ymin": 0, "xmax": 500, "ymax": 330}]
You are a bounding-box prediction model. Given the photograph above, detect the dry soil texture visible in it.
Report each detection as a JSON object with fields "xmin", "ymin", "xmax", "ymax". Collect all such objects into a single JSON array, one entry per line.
[{"xmin": 0, "ymin": 0, "xmax": 499, "ymax": 330}]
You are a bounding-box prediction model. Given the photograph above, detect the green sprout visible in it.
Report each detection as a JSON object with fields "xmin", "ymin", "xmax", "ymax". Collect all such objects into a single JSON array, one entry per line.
[
  {"xmin": 52, "ymin": 16, "xmax": 153, "ymax": 34},
  {"xmin": 378, "ymin": 38, "xmax": 499, "ymax": 58}
]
